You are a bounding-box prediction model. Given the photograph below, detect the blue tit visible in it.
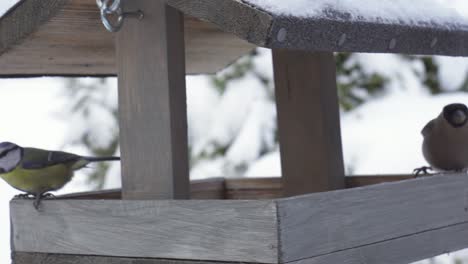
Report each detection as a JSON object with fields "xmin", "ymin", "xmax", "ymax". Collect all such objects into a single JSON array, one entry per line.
[{"xmin": 0, "ymin": 142, "xmax": 120, "ymax": 209}]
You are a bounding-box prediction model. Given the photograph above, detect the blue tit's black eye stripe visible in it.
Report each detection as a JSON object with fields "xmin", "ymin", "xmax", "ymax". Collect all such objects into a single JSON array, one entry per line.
[{"xmin": 0, "ymin": 142, "xmax": 19, "ymax": 157}]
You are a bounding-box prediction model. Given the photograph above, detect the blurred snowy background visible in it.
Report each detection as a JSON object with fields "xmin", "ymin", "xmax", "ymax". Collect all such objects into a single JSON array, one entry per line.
[{"xmin": 2, "ymin": 1, "xmax": 468, "ymax": 264}]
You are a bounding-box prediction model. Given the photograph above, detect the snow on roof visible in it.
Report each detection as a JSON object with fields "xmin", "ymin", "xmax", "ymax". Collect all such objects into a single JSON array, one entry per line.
[{"xmin": 243, "ymin": 0, "xmax": 468, "ymax": 28}]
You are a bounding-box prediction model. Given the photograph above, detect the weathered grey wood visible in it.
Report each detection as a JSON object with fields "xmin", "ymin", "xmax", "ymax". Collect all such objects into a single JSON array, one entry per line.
[
  {"xmin": 268, "ymin": 16, "xmax": 468, "ymax": 56},
  {"xmin": 53, "ymin": 175, "xmax": 415, "ymax": 200},
  {"xmin": 11, "ymin": 199, "xmax": 278, "ymax": 263},
  {"xmin": 0, "ymin": 0, "xmax": 255, "ymax": 76},
  {"xmin": 277, "ymin": 173, "xmax": 468, "ymax": 263},
  {"xmin": 13, "ymin": 252, "xmax": 257, "ymax": 264},
  {"xmin": 56, "ymin": 178, "xmax": 225, "ymax": 200},
  {"xmin": 225, "ymin": 177, "xmax": 282, "ymax": 199},
  {"xmin": 288, "ymin": 221, "xmax": 468, "ymax": 264},
  {"xmin": 167, "ymin": 0, "xmax": 273, "ymax": 46},
  {"xmin": 273, "ymin": 50, "xmax": 345, "ymax": 196},
  {"xmin": 345, "ymin": 174, "xmax": 413, "ymax": 188},
  {"xmin": 117, "ymin": 0, "xmax": 189, "ymax": 199},
  {"xmin": 167, "ymin": 0, "xmax": 468, "ymax": 56}
]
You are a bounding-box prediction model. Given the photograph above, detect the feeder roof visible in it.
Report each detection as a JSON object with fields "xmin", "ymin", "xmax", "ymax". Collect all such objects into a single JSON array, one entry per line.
[{"xmin": 1, "ymin": 0, "xmax": 468, "ymax": 77}]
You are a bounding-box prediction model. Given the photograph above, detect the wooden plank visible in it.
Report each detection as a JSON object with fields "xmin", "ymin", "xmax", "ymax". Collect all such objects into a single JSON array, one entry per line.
[
  {"xmin": 57, "ymin": 189, "xmax": 122, "ymax": 199},
  {"xmin": 13, "ymin": 252, "xmax": 256, "ymax": 264},
  {"xmin": 225, "ymin": 177, "xmax": 282, "ymax": 199},
  {"xmin": 4, "ymin": 0, "xmax": 468, "ymax": 77},
  {"xmin": 56, "ymin": 178, "xmax": 225, "ymax": 200},
  {"xmin": 345, "ymin": 175, "xmax": 413, "ymax": 188},
  {"xmin": 167, "ymin": 0, "xmax": 468, "ymax": 56},
  {"xmin": 190, "ymin": 177, "xmax": 225, "ymax": 199},
  {"xmin": 273, "ymin": 50, "xmax": 345, "ymax": 196},
  {"xmin": 268, "ymin": 16, "xmax": 468, "ymax": 56},
  {"xmin": 277, "ymin": 173, "xmax": 468, "ymax": 263},
  {"xmin": 167, "ymin": 0, "xmax": 273, "ymax": 46},
  {"xmin": 0, "ymin": 0, "xmax": 255, "ymax": 76},
  {"xmin": 53, "ymin": 176, "xmax": 415, "ymax": 200},
  {"xmin": 117, "ymin": 1, "xmax": 189, "ymax": 199},
  {"xmin": 11, "ymin": 199, "xmax": 278, "ymax": 263},
  {"xmin": 288, "ymin": 221, "xmax": 468, "ymax": 264}
]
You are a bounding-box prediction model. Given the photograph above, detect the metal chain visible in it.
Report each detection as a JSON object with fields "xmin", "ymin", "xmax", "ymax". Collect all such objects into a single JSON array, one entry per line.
[{"xmin": 97, "ymin": 0, "xmax": 143, "ymax": 32}]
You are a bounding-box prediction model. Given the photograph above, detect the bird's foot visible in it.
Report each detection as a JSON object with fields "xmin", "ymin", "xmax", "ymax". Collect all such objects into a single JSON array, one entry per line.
[
  {"xmin": 14, "ymin": 193, "xmax": 34, "ymax": 199},
  {"xmin": 33, "ymin": 193, "xmax": 55, "ymax": 211},
  {"xmin": 413, "ymin": 166, "xmax": 433, "ymax": 177},
  {"xmin": 41, "ymin": 193, "xmax": 55, "ymax": 199}
]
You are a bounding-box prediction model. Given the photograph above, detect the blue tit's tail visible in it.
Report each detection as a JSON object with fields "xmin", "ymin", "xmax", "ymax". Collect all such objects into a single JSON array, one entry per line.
[
  {"xmin": 84, "ymin": 156, "xmax": 121, "ymax": 162},
  {"xmin": 72, "ymin": 156, "xmax": 120, "ymax": 170}
]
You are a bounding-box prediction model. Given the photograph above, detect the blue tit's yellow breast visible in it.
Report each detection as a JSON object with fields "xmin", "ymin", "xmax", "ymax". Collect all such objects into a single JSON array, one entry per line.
[{"xmin": 0, "ymin": 164, "xmax": 74, "ymax": 194}]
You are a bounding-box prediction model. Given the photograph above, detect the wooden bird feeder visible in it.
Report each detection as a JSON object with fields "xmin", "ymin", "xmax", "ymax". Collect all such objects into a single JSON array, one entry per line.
[{"xmin": 3, "ymin": 0, "xmax": 468, "ymax": 263}]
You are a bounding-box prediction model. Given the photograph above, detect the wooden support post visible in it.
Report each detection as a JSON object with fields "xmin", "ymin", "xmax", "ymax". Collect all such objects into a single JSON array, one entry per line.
[
  {"xmin": 273, "ymin": 50, "xmax": 345, "ymax": 196},
  {"xmin": 117, "ymin": 0, "xmax": 189, "ymax": 199}
]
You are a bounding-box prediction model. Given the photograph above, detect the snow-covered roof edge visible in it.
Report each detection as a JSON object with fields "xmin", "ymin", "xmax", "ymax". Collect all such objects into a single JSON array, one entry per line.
[{"xmin": 168, "ymin": 0, "xmax": 468, "ymax": 56}]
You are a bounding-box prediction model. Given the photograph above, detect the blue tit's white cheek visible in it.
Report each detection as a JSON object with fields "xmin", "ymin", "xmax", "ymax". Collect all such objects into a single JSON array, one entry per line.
[{"xmin": 0, "ymin": 148, "xmax": 21, "ymax": 172}]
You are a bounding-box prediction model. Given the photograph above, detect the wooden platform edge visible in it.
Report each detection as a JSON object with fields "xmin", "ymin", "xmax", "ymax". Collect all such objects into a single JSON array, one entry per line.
[
  {"xmin": 12, "ymin": 252, "xmax": 265, "ymax": 264},
  {"xmin": 54, "ymin": 175, "xmax": 415, "ymax": 200},
  {"xmin": 277, "ymin": 172, "xmax": 468, "ymax": 263},
  {"xmin": 286, "ymin": 220, "xmax": 468, "ymax": 264},
  {"xmin": 11, "ymin": 199, "xmax": 279, "ymax": 263}
]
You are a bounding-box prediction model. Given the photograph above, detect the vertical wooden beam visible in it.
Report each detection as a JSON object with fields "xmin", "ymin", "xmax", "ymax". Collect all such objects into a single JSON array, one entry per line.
[
  {"xmin": 117, "ymin": 0, "xmax": 189, "ymax": 199},
  {"xmin": 273, "ymin": 50, "xmax": 345, "ymax": 196}
]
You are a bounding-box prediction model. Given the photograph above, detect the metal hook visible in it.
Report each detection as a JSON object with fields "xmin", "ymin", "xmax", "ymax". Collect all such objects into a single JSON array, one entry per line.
[
  {"xmin": 97, "ymin": 0, "xmax": 143, "ymax": 33},
  {"xmin": 96, "ymin": 0, "xmax": 120, "ymax": 13}
]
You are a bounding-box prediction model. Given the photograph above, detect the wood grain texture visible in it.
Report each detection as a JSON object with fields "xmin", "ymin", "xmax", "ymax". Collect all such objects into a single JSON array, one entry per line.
[
  {"xmin": 268, "ymin": 16, "xmax": 468, "ymax": 56},
  {"xmin": 288, "ymin": 221, "xmax": 468, "ymax": 264},
  {"xmin": 11, "ymin": 199, "xmax": 278, "ymax": 263},
  {"xmin": 55, "ymin": 178, "xmax": 226, "ymax": 200},
  {"xmin": 226, "ymin": 177, "xmax": 282, "ymax": 199},
  {"xmin": 0, "ymin": 0, "xmax": 254, "ymax": 76},
  {"xmin": 273, "ymin": 50, "xmax": 345, "ymax": 196},
  {"xmin": 189, "ymin": 177, "xmax": 226, "ymax": 199},
  {"xmin": 345, "ymin": 174, "xmax": 414, "ymax": 188},
  {"xmin": 3, "ymin": 0, "xmax": 467, "ymax": 77},
  {"xmin": 117, "ymin": 0, "xmax": 189, "ymax": 199},
  {"xmin": 13, "ymin": 252, "xmax": 258, "ymax": 264},
  {"xmin": 277, "ymin": 173, "xmax": 468, "ymax": 263},
  {"xmin": 167, "ymin": 0, "xmax": 272, "ymax": 46},
  {"xmin": 168, "ymin": 0, "xmax": 468, "ymax": 56},
  {"xmin": 54, "ymin": 176, "xmax": 415, "ymax": 200}
]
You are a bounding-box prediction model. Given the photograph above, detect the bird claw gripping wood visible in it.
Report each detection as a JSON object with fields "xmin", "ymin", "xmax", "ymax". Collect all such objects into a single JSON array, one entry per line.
[
  {"xmin": 413, "ymin": 166, "xmax": 433, "ymax": 177},
  {"xmin": 13, "ymin": 193, "xmax": 34, "ymax": 199},
  {"xmin": 33, "ymin": 193, "xmax": 56, "ymax": 211}
]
